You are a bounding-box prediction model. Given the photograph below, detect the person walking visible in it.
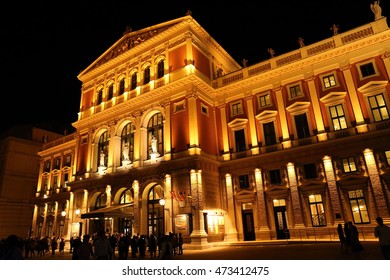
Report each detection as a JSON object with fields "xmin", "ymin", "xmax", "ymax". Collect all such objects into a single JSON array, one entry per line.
[
  {"xmin": 0, "ymin": 234, "xmax": 24, "ymax": 260},
  {"xmin": 94, "ymin": 230, "xmax": 113, "ymax": 260},
  {"xmin": 51, "ymin": 236, "xmax": 57, "ymax": 256},
  {"xmin": 78, "ymin": 235, "xmax": 94, "ymax": 260},
  {"xmin": 148, "ymin": 233, "xmax": 157, "ymax": 259},
  {"xmin": 374, "ymin": 216, "xmax": 390, "ymax": 259},
  {"xmin": 348, "ymin": 221, "xmax": 364, "ymax": 259},
  {"xmin": 178, "ymin": 233, "xmax": 184, "ymax": 255},
  {"xmin": 337, "ymin": 224, "xmax": 346, "ymax": 252},
  {"xmin": 343, "ymin": 222, "xmax": 351, "ymax": 254}
]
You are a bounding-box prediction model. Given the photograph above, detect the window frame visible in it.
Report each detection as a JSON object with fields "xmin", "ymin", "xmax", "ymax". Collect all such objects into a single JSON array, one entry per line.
[
  {"xmin": 308, "ymin": 194, "xmax": 327, "ymax": 227},
  {"xmin": 230, "ymin": 100, "xmax": 243, "ymax": 116},
  {"xmin": 348, "ymin": 189, "xmax": 370, "ymax": 224},
  {"xmin": 329, "ymin": 104, "xmax": 348, "ymax": 130},
  {"xmin": 356, "ymin": 59, "xmax": 378, "ymax": 80}
]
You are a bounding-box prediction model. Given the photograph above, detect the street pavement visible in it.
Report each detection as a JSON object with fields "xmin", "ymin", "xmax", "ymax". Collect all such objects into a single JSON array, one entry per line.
[{"xmin": 26, "ymin": 240, "xmax": 385, "ymax": 260}]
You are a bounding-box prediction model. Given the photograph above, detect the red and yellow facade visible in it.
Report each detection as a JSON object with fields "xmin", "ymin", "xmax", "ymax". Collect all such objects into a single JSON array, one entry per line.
[{"xmin": 32, "ymin": 15, "xmax": 390, "ymax": 248}]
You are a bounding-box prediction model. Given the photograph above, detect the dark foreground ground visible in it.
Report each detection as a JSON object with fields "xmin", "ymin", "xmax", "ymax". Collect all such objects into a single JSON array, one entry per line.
[{"xmin": 27, "ymin": 241, "xmax": 385, "ymax": 260}]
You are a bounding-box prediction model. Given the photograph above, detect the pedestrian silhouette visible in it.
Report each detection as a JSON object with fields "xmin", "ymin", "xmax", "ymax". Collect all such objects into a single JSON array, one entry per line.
[
  {"xmin": 337, "ymin": 224, "xmax": 346, "ymax": 252},
  {"xmin": 374, "ymin": 216, "xmax": 390, "ymax": 259}
]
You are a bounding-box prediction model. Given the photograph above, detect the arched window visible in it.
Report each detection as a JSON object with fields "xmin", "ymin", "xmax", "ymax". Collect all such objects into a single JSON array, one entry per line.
[
  {"xmin": 97, "ymin": 131, "xmax": 109, "ymax": 170},
  {"xmin": 144, "ymin": 66, "xmax": 150, "ymax": 85},
  {"xmin": 121, "ymin": 123, "xmax": 135, "ymax": 164},
  {"xmin": 97, "ymin": 88, "xmax": 103, "ymax": 105},
  {"xmin": 119, "ymin": 78, "xmax": 125, "ymax": 95},
  {"xmin": 95, "ymin": 193, "xmax": 107, "ymax": 209},
  {"xmin": 107, "ymin": 84, "xmax": 114, "ymax": 100},
  {"xmin": 119, "ymin": 189, "xmax": 133, "ymax": 204},
  {"xmin": 147, "ymin": 185, "xmax": 164, "ymax": 236},
  {"xmin": 130, "ymin": 72, "xmax": 137, "ymax": 90},
  {"xmin": 147, "ymin": 113, "xmax": 164, "ymax": 158},
  {"xmin": 157, "ymin": 60, "xmax": 164, "ymax": 79}
]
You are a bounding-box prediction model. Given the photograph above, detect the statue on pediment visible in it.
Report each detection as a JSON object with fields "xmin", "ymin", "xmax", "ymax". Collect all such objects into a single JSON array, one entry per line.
[{"xmin": 371, "ymin": 1, "xmax": 383, "ymax": 20}]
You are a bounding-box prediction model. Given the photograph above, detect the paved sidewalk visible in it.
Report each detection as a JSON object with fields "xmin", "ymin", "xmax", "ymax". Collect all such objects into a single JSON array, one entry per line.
[{"xmin": 25, "ymin": 240, "xmax": 385, "ymax": 260}]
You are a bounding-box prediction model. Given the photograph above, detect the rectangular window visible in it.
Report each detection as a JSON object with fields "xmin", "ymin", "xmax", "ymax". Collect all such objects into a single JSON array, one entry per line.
[
  {"xmin": 263, "ymin": 122, "xmax": 276, "ymax": 146},
  {"xmin": 329, "ymin": 104, "xmax": 347, "ymax": 130},
  {"xmin": 119, "ymin": 79, "xmax": 125, "ymax": 95},
  {"xmin": 131, "ymin": 73, "xmax": 137, "ymax": 90},
  {"xmin": 144, "ymin": 67, "xmax": 150, "ymax": 84},
  {"xmin": 309, "ymin": 194, "xmax": 326, "ymax": 226},
  {"xmin": 44, "ymin": 161, "xmax": 51, "ymax": 172},
  {"xmin": 201, "ymin": 103, "xmax": 208, "ymax": 116},
  {"xmin": 342, "ymin": 157, "xmax": 357, "ymax": 173},
  {"xmin": 259, "ymin": 94, "xmax": 271, "ymax": 108},
  {"xmin": 269, "ymin": 169, "xmax": 282, "ymax": 185},
  {"xmin": 231, "ymin": 102, "xmax": 243, "ymax": 116},
  {"xmin": 157, "ymin": 60, "xmax": 164, "ymax": 78},
  {"xmin": 289, "ymin": 85, "xmax": 302, "ymax": 98},
  {"xmin": 303, "ymin": 163, "xmax": 317, "ymax": 179},
  {"xmin": 64, "ymin": 155, "xmax": 71, "ymax": 167},
  {"xmin": 348, "ymin": 189, "xmax": 369, "ymax": 224},
  {"xmin": 97, "ymin": 89, "xmax": 103, "ymax": 105},
  {"xmin": 386, "ymin": 151, "xmax": 390, "ymax": 166},
  {"xmin": 53, "ymin": 176, "xmax": 58, "ymax": 189},
  {"xmin": 360, "ymin": 62, "xmax": 376, "ymax": 78},
  {"xmin": 54, "ymin": 157, "xmax": 61, "ymax": 169},
  {"xmin": 368, "ymin": 94, "xmax": 389, "ymax": 122},
  {"xmin": 323, "ymin": 74, "xmax": 336, "ymax": 88},
  {"xmin": 238, "ymin": 175, "xmax": 250, "ymax": 189},
  {"xmin": 108, "ymin": 84, "xmax": 114, "ymax": 100}
]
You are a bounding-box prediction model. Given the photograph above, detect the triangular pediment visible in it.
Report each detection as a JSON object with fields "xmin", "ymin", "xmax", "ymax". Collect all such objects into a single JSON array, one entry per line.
[
  {"xmin": 81, "ymin": 17, "xmax": 189, "ymax": 75},
  {"xmin": 286, "ymin": 101, "xmax": 310, "ymax": 114},
  {"xmin": 358, "ymin": 80, "xmax": 388, "ymax": 94},
  {"xmin": 228, "ymin": 118, "xmax": 248, "ymax": 129},
  {"xmin": 319, "ymin": 92, "xmax": 347, "ymax": 105},
  {"xmin": 255, "ymin": 110, "xmax": 278, "ymax": 122},
  {"xmin": 338, "ymin": 174, "xmax": 368, "ymax": 188}
]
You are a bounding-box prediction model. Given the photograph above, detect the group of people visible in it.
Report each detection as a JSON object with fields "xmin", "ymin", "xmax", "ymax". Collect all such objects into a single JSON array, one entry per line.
[
  {"xmin": 337, "ymin": 216, "xmax": 390, "ymax": 259},
  {"xmin": 337, "ymin": 221, "xmax": 364, "ymax": 258},
  {"xmin": 68, "ymin": 230, "xmax": 184, "ymax": 260},
  {"xmin": 0, "ymin": 235, "xmax": 66, "ymax": 260}
]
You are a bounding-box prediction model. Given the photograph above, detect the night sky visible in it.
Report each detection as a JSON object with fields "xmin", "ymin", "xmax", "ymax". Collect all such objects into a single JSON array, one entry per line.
[{"xmin": 0, "ymin": 1, "xmax": 386, "ymax": 134}]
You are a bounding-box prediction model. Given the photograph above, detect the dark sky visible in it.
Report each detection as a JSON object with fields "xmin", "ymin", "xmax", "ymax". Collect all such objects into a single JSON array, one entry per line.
[{"xmin": 0, "ymin": 1, "xmax": 386, "ymax": 134}]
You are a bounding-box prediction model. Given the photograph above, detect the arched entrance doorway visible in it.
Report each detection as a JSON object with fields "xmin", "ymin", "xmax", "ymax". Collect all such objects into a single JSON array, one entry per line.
[{"xmin": 147, "ymin": 184, "xmax": 165, "ymax": 237}]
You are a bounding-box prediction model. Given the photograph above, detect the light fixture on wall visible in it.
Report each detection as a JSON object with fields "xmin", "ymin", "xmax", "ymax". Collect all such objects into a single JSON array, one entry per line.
[
  {"xmin": 75, "ymin": 209, "xmax": 81, "ymax": 215},
  {"xmin": 61, "ymin": 210, "xmax": 66, "ymax": 217},
  {"xmin": 159, "ymin": 198, "xmax": 166, "ymax": 206}
]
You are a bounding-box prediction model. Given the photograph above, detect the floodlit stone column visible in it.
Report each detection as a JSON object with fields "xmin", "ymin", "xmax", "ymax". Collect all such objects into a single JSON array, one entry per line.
[
  {"xmin": 322, "ymin": 155, "xmax": 343, "ymax": 224},
  {"xmin": 189, "ymin": 169, "xmax": 210, "ymax": 249},
  {"xmin": 254, "ymin": 168, "xmax": 271, "ymax": 239},
  {"xmin": 287, "ymin": 162, "xmax": 304, "ymax": 227},
  {"xmin": 245, "ymin": 95, "xmax": 260, "ymax": 155},
  {"xmin": 224, "ymin": 173, "xmax": 238, "ymax": 242},
  {"xmin": 340, "ymin": 63, "xmax": 367, "ymax": 132},
  {"xmin": 364, "ymin": 148, "xmax": 388, "ymax": 218},
  {"xmin": 132, "ymin": 180, "xmax": 140, "ymax": 234}
]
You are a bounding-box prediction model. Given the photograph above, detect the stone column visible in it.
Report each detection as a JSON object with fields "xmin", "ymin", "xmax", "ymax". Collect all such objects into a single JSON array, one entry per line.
[
  {"xmin": 287, "ymin": 162, "xmax": 304, "ymax": 227},
  {"xmin": 132, "ymin": 180, "xmax": 140, "ymax": 235},
  {"xmin": 224, "ymin": 173, "xmax": 238, "ymax": 242},
  {"xmin": 364, "ymin": 148, "xmax": 388, "ymax": 219},
  {"xmin": 189, "ymin": 169, "xmax": 210, "ymax": 249},
  {"xmin": 274, "ymin": 85, "xmax": 291, "ymax": 148},
  {"xmin": 245, "ymin": 94, "xmax": 259, "ymax": 155},
  {"xmin": 219, "ymin": 104, "xmax": 230, "ymax": 161},
  {"xmin": 322, "ymin": 156, "xmax": 343, "ymax": 224},
  {"xmin": 254, "ymin": 168, "xmax": 271, "ymax": 239},
  {"xmin": 340, "ymin": 63, "xmax": 367, "ymax": 132}
]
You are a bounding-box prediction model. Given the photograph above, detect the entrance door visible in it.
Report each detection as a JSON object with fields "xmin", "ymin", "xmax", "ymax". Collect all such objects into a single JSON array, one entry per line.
[
  {"xmin": 242, "ymin": 210, "xmax": 256, "ymax": 241},
  {"xmin": 274, "ymin": 206, "xmax": 290, "ymax": 239}
]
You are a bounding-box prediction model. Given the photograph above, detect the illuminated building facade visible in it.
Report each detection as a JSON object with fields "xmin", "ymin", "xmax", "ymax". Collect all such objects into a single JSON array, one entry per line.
[{"xmin": 32, "ymin": 13, "xmax": 390, "ymax": 248}]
